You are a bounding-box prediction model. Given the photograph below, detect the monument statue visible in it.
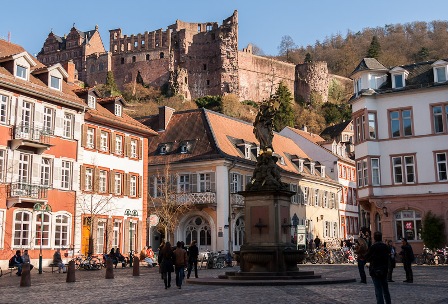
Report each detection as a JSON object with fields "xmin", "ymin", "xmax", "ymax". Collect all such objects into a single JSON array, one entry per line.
[{"xmin": 253, "ymin": 97, "xmax": 279, "ymax": 154}]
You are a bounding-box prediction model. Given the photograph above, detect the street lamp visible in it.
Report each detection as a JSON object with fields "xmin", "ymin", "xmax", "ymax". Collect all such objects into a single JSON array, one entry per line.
[
  {"xmin": 124, "ymin": 209, "xmax": 138, "ymax": 267},
  {"xmin": 33, "ymin": 202, "xmax": 52, "ymax": 274}
]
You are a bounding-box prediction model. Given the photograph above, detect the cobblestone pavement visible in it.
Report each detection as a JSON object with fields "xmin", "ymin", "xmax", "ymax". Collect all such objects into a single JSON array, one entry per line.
[{"xmin": 0, "ymin": 264, "xmax": 447, "ymax": 304}]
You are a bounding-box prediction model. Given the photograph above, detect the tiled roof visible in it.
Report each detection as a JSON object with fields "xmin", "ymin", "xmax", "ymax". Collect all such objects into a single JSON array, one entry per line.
[
  {"xmin": 284, "ymin": 127, "xmax": 325, "ymax": 143},
  {"xmin": 140, "ymin": 109, "xmax": 221, "ymax": 164},
  {"xmin": 0, "ymin": 40, "xmax": 45, "ymax": 70},
  {"xmin": 350, "ymin": 58, "xmax": 387, "ymax": 76},
  {"xmin": 320, "ymin": 120, "xmax": 351, "ymax": 139}
]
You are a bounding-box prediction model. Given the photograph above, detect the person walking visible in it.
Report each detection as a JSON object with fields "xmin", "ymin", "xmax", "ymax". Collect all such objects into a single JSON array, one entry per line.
[
  {"xmin": 386, "ymin": 240, "xmax": 396, "ymax": 282},
  {"xmin": 354, "ymin": 235, "xmax": 368, "ymax": 284},
  {"xmin": 160, "ymin": 241, "xmax": 174, "ymax": 289},
  {"xmin": 187, "ymin": 240, "xmax": 199, "ymax": 279},
  {"xmin": 365, "ymin": 231, "xmax": 391, "ymax": 304},
  {"xmin": 400, "ymin": 238, "xmax": 414, "ymax": 283},
  {"xmin": 314, "ymin": 236, "xmax": 321, "ymax": 250},
  {"xmin": 173, "ymin": 241, "xmax": 188, "ymax": 289}
]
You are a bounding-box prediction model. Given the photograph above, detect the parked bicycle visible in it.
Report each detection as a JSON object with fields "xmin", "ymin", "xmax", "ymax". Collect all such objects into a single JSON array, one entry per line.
[{"xmin": 73, "ymin": 253, "xmax": 103, "ymax": 270}]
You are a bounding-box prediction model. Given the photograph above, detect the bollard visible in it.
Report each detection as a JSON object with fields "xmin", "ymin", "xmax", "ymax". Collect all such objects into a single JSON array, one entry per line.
[
  {"xmin": 133, "ymin": 256, "xmax": 140, "ymax": 276},
  {"xmin": 66, "ymin": 260, "xmax": 76, "ymax": 283},
  {"xmin": 20, "ymin": 263, "xmax": 31, "ymax": 287},
  {"xmin": 105, "ymin": 258, "xmax": 114, "ymax": 279}
]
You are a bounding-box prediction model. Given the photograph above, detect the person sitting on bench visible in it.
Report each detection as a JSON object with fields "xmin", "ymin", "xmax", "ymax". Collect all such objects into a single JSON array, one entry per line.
[
  {"xmin": 115, "ymin": 248, "xmax": 127, "ymax": 267},
  {"xmin": 9, "ymin": 250, "xmax": 23, "ymax": 276},
  {"xmin": 53, "ymin": 249, "xmax": 66, "ymax": 273}
]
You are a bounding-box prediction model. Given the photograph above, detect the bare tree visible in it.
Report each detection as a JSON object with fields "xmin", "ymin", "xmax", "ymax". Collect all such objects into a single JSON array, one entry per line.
[
  {"xmin": 148, "ymin": 161, "xmax": 193, "ymax": 243},
  {"xmin": 278, "ymin": 35, "xmax": 297, "ymax": 62}
]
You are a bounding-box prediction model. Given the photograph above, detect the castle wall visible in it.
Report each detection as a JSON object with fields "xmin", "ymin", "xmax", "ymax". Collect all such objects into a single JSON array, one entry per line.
[
  {"xmin": 85, "ymin": 52, "xmax": 110, "ymax": 86},
  {"xmin": 295, "ymin": 62, "xmax": 329, "ymax": 103},
  {"xmin": 238, "ymin": 52, "xmax": 295, "ymax": 102}
]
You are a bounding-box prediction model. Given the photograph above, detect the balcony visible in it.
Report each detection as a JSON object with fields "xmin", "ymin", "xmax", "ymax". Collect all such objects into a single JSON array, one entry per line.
[
  {"xmin": 6, "ymin": 182, "xmax": 48, "ymax": 208},
  {"xmin": 230, "ymin": 193, "xmax": 245, "ymax": 208},
  {"xmin": 169, "ymin": 192, "xmax": 216, "ymax": 206},
  {"xmin": 9, "ymin": 124, "xmax": 52, "ymax": 154}
]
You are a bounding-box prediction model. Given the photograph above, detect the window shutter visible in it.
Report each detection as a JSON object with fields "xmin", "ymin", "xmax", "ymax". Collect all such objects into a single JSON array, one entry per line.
[
  {"xmin": 81, "ymin": 125, "xmax": 88, "ymax": 147},
  {"xmin": 110, "ymin": 132, "xmax": 116, "ymax": 154},
  {"xmin": 54, "ymin": 109, "xmax": 64, "ymax": 137},
  {"xmin": 74, "ymin": 117, "xmax": 81, "ymax": 141},
  {"xmin": 34, "ymin": 104, "xmax": 43, "ymax": 130},
  {"xmin": 138, "ymin": 175, "xmax": 143, "ymax": 198},
  {"xmin": 124, "ymin": 173, "xmax": 130, "ymax": 196},
  {"xmin": 138, "ymin": 139, "xmax": 143, "ymax": 160},
  {"xmin": 53, "ymin": 158, "xmax": 62, "ymax": 189},
  {"xmin": 190, "ymin": 174, "xmax": 197, "ymax": 192},
  {"xmin": 31, "ymin": 155, "xmax": 41, "ymax": 184},
  {"xmin": 93, "ymin": 167, "xmax": 100, "ymax": 192},
  {"xmin": 96, "ymin": 129, "xmax": 101, "ymax": 150},
  {"xmin": 109, "ymin": 170, "xmax": 115, "ymax": 194},
  {"xmin": 125, "ymin": 136, "xmax": 130, "ymax": 157},
  {"xmin": 210, "ymin": 172, "xmax": 215, "ymax": 192},
  {"xmin": 238, "ymin": 173, "xmax": 243, "ymax": 192},
  {"xmin": 72, "ymin": 163, "xmax": 79, "ymax": 191},
  {"xmin": 80, "ymin": 165, "xmax": 86, "ymax": 191},
  {"xmin": 149, "ymin": 176, "xmax": 154, "ymax": 197}
]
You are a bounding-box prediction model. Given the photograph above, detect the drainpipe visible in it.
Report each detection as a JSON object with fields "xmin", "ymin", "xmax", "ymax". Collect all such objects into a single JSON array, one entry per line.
[{"xmin": 227, "ymin": 159, "xmax": 237, "ymax": 255}]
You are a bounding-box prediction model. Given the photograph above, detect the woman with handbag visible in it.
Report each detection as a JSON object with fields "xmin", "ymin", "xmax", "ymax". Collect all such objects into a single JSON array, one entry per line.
[{"xmin": 160, "ymin": 242, "xmax": 174, "ymax": 289}]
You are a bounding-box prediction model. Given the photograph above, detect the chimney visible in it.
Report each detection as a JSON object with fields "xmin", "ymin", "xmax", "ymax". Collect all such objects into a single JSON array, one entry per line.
[
  {"xmin": 62, "ymin": 60, "xmax": 75, "ymax": 84},
  {"xmin": 158, "ymin": 106, "xmax": 175, "ymax": 131}
]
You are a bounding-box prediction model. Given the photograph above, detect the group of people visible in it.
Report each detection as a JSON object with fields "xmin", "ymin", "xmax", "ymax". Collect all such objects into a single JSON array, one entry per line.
[
  {"xmin": 354, "ymin": 227, "xmax": 415, "ymax": 304},
  {"xmin": 9, "ymin": 248, "xmax": 64, "ymax": 276},
  {"xmin": 157, "ymin": 240, "xmax": 199, "ymax": 290},
  {"xmin": 104, "ymin": 248, "xmax": 128, "ymax": 268}
]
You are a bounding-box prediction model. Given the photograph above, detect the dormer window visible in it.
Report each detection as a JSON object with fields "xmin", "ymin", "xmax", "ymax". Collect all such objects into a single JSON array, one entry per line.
[
  {"xmin": 88, "ymin": 95, "xmax": 96, "ymax": 109},
  {"xmin": 298, "ymin": 159, "xmax": 304, "ymax": 173},
  {"xmin": 310, "ymin": 162, "xmax": 315, "ymax": 175},
  {"xmin": 16, "ymin": 65, "xmax": 28, "ymax": 80},
  {"xmin": 390, "ymin": 67, "xmax": 408, "ymax": 89},
  {"xmin": 354, "ymin": 78, "xmax": 362, "ymax": 94},
  {"xmin": 114, "ymin": 104, "xmax": 122, "ymax": 116},
  {"xmin": 244, "ymin": 144, "xmax": 251, "ymax": 159},
  {"xmin": 180, "ymin": 145, "xmax": 188, "ymax": 154},
  {"xmin": 432, "ymin": 60, "xmax": 448, "ymax": 83},
  {"xmin": 159, "ymin": 144, "xmax": 167, "ymax": 155},
  {"xmin": 279, "ymin": 156, "xmax": 285, "ymax": 165},
  {"xmin": 320, "ymin": 165, "xmax": 326, "ymax": 177},
  {"xmin": 393, "ymin": 74, "xmax": 403, "ymax": 88},
  {"xmin": 50, "ymin": 76, "xmax": 61, "ymax": 90}
]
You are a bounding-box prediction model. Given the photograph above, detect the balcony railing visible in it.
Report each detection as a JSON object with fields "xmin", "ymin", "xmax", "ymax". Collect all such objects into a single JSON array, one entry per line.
[
  {"xmin": 230, "ymin": 193, "xmax": 245, "ymax": 207},
  {"xmin": 7, "ymin": 182, "xmax": 48, "ymax": 199},
  {"xmin": 14, "ymin": 124, "xmax": 51, "ymax": 145},
  {"xmin": 169, "ymin": 192, "xmax": 216, "ymax": 205}
]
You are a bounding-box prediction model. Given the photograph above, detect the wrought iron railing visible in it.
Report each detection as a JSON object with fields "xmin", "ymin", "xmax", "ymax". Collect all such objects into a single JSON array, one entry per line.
[
  {"xmin": 230, "ymin": 193, "xmax": 245, "ymax": 207},
  {"xmin": 169, "ymin": 192, "xmax": 216, "ymax": 205},
  {"xmin": 14, "ymin": 124, "xmax": 51, "ymax": 144},
  {"xmin": 7, "ymin": 182, "xmax": 48, "ymax": 199}
]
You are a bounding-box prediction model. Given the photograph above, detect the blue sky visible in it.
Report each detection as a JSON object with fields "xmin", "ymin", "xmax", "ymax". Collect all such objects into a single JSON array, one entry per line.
[{"xmin": 2, "ymin": 0, "xmax": 448, "ymax": 56}]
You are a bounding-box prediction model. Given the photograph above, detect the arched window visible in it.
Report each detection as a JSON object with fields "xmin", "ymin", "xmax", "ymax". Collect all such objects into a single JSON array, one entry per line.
[
  {"xmin": 395, "ymin": 210, "xmax": 422, "ymax": 241},
  {"xmin": 132, "ymin": 56, "xmax": 136, "ymax": 63},
  {"xmin": 13, "ymin": 210, "xmax": 32, "ymax": 247},
  {"xmin": 54, "ymin": 213, "xmax": 71, "ymax": 248},
  {"xmin": 160, "ymin": 52, "xmax": 164, "ymax": 59},
  {"xmin": 35, "ymin": 212, "xmax": 51, "ymax": 247},
  {"xmin": 233, "ymin": 217, "xmax": 245, "ymax": 248},
  {"xmin": 146, "ymin": 54, "xmax": 150, "ymax": 61},
  {"xmin": 185, "ymin": 216, "xmax": 211, "ymax": 250},
  {"xmin": 375, "ymin": 213, "xmax": 382, "ymax": 233}
]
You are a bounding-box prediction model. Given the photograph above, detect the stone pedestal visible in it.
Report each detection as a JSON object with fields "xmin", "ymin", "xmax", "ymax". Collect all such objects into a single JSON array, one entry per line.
[
  {"xmin": 20, "ymin": 263, "xmax": 31, "ymax": 287},
  {"xmin": 105, "ymin": 259, "xmax": 114, "ymax": 279},
  {"xmin": 66, "ymin": 260, "xmax": 76, "ymax": 283},
  {"xmin": 132, "ymin": 256, "xmax": 140, "ymax": 276}
]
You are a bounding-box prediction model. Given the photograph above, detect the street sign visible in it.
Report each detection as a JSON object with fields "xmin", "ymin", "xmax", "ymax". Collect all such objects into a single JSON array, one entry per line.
[{"xmin": 149, "ymin": 214, "xmax": 159, "ymax": 227}]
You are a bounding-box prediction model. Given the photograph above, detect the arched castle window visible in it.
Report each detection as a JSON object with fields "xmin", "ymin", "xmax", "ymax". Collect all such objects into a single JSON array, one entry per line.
[
  {"xmin": 203, "ymin": 64, "xmax": 207, "ymax": 71},
  {"xmin": 114, "ymin": 45, "xmax": 118, "ymax": 52},
  {"xmin": 121, "ymin": 58, "xmax": 125, "ymax": 64},
  {"xmin": 197, "ymin": 24, "xmax": 201, "ymax": 32},
  {"xmin": 90, "ymin": 65, "xmax": 95, "ymax": 72},
  {"xmin": 121, "ymin": 44, "xmax": 124, "ymax": 52},
  {"xmin": 134, "ymin": 41, "xmax": 138, "ymax": 49},
  {"xmin": 206, "ymin": 80, "xmax": 210, "ymax": 86},
  {"xmin": 160, "ymin": 52, "xmax": 164, "ymax": 59},
  {"xmin": 146, "ymin": 54, "xmax": 150, "ymax": 61},
  {"xmin": 132, "ymin": 56, "xmax": 136, "ymax": 63},
  {"xmin": 127, "ymin": 43, "xmax": 131, "ymax": 51},
  {"xmin": 206, "ymin": 24, "xmax": 212, "ymax": 32},
  {"xmin": 99, "ymin": 62, "xmax": 104, "ymax": 71},
  {"xmin": 113, "ymin": 32, "xmax": 118, "ymax": 39},
  {"xmin": 185, "ymin": 216, "xmax": 211, "ymax": 249}
]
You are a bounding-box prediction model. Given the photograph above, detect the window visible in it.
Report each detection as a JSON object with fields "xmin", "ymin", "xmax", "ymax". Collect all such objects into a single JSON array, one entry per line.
[
  {"xmin": 0, "ymin": 150, "xmax": 5, "ymax": 182},
  {"xmin": 368, "ymin": 113, "xmax": 377, "ymax": 139},
  {"xmin": 156, "ymin": 176, "xmax": 165, "ymax": 197},
  {"xmin": 432, "ymin": 104, "xmax": 448, "ymax": 134},
  {"xmin": 206, "ymin": 24, "xmax": 213, "ymax": 32},
  {"xmin": 244, "ymin": 145, "xmax": 251, "ymax": 159},
  {"xmin": 290, "ymin": 184, "xmax": 298, "ymax": 204},
  {"xmin": 113, "ymin": 221, "xmax": 121, "ymax": 248},
  {"xmin": 357, "ymin": 159, "xmax": 368, "ymax": 187},
  {"xmin": 50, "ymin": 76, "xmax": 61, "ymax": 90},
  {"xmin": 435, "ymin": 66, "xmax": 447, "ymax": 83},
  {"xmin": 389, "ymin": 109, "xmax": 413, "ymax": 138},
  {"xmin": 54, "ymin": 214, "xmax": 70, "ymax": 248},
  {"xmin": 393, "ymin": 74, "xmax": 404, "ymax": 88},
  {"xmin": 199, "ymin": 173, "xmax": 215, "ymax": 192},
  {"xmin": 395, "ymin": 210, "xmax": 422, "ymax": 241},
  {"xmin": 130, "ymin": 175, "xmax": 137, "ymax": 197},
  {"xmin": 132, "ymin": 56, "xmax": 136, "ymax": 63},
  {"xmin": 115, "ymin": 172, "xmax": 122, "ymax": 195},
  {"xmin": 88, "ymin": 95, "xmax": 96, "ymax": 108},
  {"xmin": 230, "ymin": 173, "xmax": 243, "ymax": 193},
  {"xmin": 99, "ymin": 170, "xmax": 107, "ymax": 193},
  {"xmin": 115, "ymin": 134, "xmax": 123, "ymax": 155},
  {"xmin": 18, "ymin": 153, "xmax": 31, "ymax": 184},
  {"xmin": 63, "ymin": 113, "xmax": 73, "ymax": 138},
  {"xmin": 323, "ymin": 191, "xmax": 328, "ymax": 208},
  {"xmin": 61, "ymin": 161, "xmax": 71, "ymax": 190},
  {"xmin": 197, "ymin": 24, "xmax": 201, "ymax": 32},
  {"xmin": 16, "ymin": 65, "xmax": 28, "ymax": 79},
  {"xmin": 21, "ymin": 101, "xmax": 33, "ymax": 129},
  {"xmin": 0, "ymin": 94, "xmax": 8, "ymax": 124},
  {"xmin": 179, "ymin": 174, "xmax": 190, "ymax": 193},
  {"xmin": 130, "ymin": 139, "xmax": 138, "ymax": 158},
  {"xmin": 160, "ymin": 52, "xmax": 164, "ymax": 59},
  {"xmin": 96, "ymin": 221, "xmax": 105, "ymax": 254},
  {"xmin": 40, "ymin": 158, "xmax": 52, "ymax": 187},
  {"xmin": 85, "ymin": 167, "xmax": 93, "ymax": 191},
  {"xmin": 146, "ymin": 54, "xmax": 150, "ymax": 61},
  {"xmin": 314, "ymin": 189, "xmax": 318, "ymax": 206},
  {"xmin": 435, "ymin": 152, "xmax": 448, "ymax": 181},
  {"xmin": 35, "ymin": 213, "xmax": 51, "ymax": 247},
  {"xmin": 115, "ymin": 103, "xmax": 122, "ymax": 117},
  {"xmin": 43, "ymin": 107, "xmax": 53, "ymax": 134},
  {"xmin": 13, "ymin": 211, "xmax": 32, "ymax": 247},
  {"xmin": 87, "ymin": 127, "xmax": 95, "ymax": 149},
  {"xmin": 185, "ymin": 216, "xmax": 212, "ymax": 248},
  {"xmin": 371, "ymin": 158, "xmax": 380, "ymax": 186},
  {"xmin": 392, "ymin": 155, "xmax": 416, "ymax": 184},
  {"xmin": 100, "ymin": 131, "xmax": 109, "ymax": 152},
  {"xmin": 121, "ymin": 57, "xmax": 125, "ymax": 64}
]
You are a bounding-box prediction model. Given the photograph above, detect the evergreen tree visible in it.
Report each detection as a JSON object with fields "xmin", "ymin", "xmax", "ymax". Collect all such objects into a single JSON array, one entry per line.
[
  {"xmin": 421, "ymin": 211, "xmax": 446, "ymax": 250},
  {"xmin": 272, "ymin": 82, "xmax": 294, "ymax": 132},
  {"xmin": 304, "ymin": 53, "xmax": 313, "ymax": 63},
  {"xmin": 105, "ymin": 71, "xmax": 120, "ymax": 96},
  {"xmin": 366, "ymin": 36, "xmax": 381, "ymax": 59}
]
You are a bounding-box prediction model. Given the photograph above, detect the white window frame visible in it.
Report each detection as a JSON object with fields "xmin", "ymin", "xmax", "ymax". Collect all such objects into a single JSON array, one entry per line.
[
  {"xmin": 63, "ymin": 113, "xmax": 73, "ymax": 139},
  {"xmin": 199, "ymin": 173, "xmax": 213, "ymax": 192},
  {"xmin": 0, "ymin": 94, "xmax": 9, "ymax": 124},
  {"xmin": 371, "ymin": 158, "xmax": 380, "ymax": 186},
  {"xmin": 96, "ymin": 220, "xmax": 106, "ymax": 254},
  {"xmin": 13, "ymin": 210, "xmax": 32, "ymax": 247},
  {"xmin": 100, "ymin": 131, "xmax": 109, "ymax": 152},
  {"xmin": 35, "ymin": 212, "xmax": 51, "ymax": 248},
  {"xmin": 244, "ymin": 145, "xmax": 251, "ymax": 159},
  {"xmin": 87, "ymin": 127, "xmax": 95, "ymax": 149},
  {"xmin": 53, "ymin": 213, "xmax": 71, "ymax": 248},
  {"xmin": 99, "ymin": 170, "xmax": 107, "ymax": 193},
  {"xmin": 85, "ymin": 167, "xmax": 93, "ymax": 191},
  {"xmin": 115, "ymin": 134, "xmax": 123, "ymax": 155},
  {"xmin": 114, "ymin": 104, "xmax": 122, "ymax": 116},
  {"xmin": 178, "ymin": 174, "xmax": 190, "ymax": 193},
  {"xmin": 434, "ymin": 66, "xmax": 447, "ymax": 83},
  {"xmin": 436, "ymin": 152, "xmax": 448, "ymax": 181},
  {"xmin": 16, "ymin": 65, "xmax": 28, "ymax": 80},
  {"xmin": 113, "ymin": 220, "xmax": 121, "ymax": 248},
  {"xmin": 19, "ymin": 153, "xmax": 31, "ymax": 185},
  {"xmin": 130, "ymin": 175, "xmax": 137, "ymax": 197},
  {"xmin": 230, "ymin": 172, "xmax": 242, "ymax": 193},
  {"xmin": 130, "ymin": 139, "xmax": 138, "ymax": 158},
  {"xmin": 0, "ymin": 150, "xmax": 5, "ymax": 182},
  {"xmin": 61, "ymin": 160, "xmax": 72, "ymax": 190},
  {"xmin": 43, "ymin": 107, "xmax": 54, "ymax": 135},
  {"xmin": 392, "ymin": 73, "xmax": 405, "ymax": 88},
  {"xmin": 115, "ymin": 172, "xmax": 122, "ymax": 195},
  {"xmin": 392, "ymin": 155, "xmax": 416, "ymax": 184},
  {"xmin": 40, "ymin": 158, "xmax": 52, "ymax": 187},
  {"xmin": 88, "ymin": 95, "xmax": 96, "ymax": 109},
  {"xmin": 50, "ymin": 75, "xmax": 61, "ymax": 90},
  {"xmin": 0, "ymin": 209, "xmax": 5, "ymax": 249}
]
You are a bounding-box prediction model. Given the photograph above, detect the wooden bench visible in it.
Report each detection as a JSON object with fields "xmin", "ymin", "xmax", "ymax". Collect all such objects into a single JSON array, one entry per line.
[
  {"xmin": 49, "ymin": 262, "xmax": 68, "ymax": 273},
  {"xmin": 7, "ymin": 265, "xmax": 18, "ymax": 276}
]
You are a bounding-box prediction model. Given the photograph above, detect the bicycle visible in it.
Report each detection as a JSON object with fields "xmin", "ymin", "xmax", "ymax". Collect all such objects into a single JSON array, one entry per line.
[{"xmin": 73, "ymin": 254, "xmax": 103, "ymax": 270}]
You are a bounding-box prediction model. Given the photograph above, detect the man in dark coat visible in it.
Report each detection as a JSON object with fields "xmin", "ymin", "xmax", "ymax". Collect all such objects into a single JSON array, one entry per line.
[
  {"xmin": 365, "ymin": 231, "xmax": 391, "ymax": 304},
  {"xmin": 400, "ymin": 238, "xmax": 414, "ymax": 283},
  {"xmin": 187, "ymin": 240, "xmax": 199, "ymax": 279}
]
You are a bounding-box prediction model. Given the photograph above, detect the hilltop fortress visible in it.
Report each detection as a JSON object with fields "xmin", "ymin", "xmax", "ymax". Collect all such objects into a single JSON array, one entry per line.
[{"xmin": 38, "ymin": 11, "xmax": 347, "ymax": 102}]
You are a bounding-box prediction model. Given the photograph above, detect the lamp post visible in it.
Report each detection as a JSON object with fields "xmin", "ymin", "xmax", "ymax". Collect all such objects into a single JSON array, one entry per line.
[
  {"xmin": 125, "ymin": 209, "xmax": 138, "ymax": 267},
  {"xmin": 292, "ymin": 213, "xmax": 299, "ymax": 249},
  {"xmin": 33, "ymin": 202, "xmax": 52, "ymax": 274}
]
